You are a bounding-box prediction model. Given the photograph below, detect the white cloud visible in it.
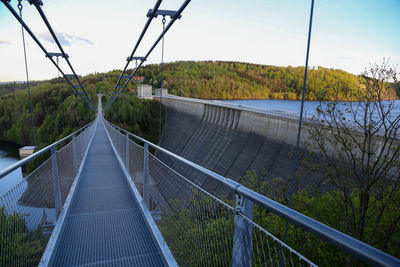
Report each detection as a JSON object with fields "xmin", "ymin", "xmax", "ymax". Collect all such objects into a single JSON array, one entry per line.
[
  {"xmin": 0, "ymin": 39, "xmax": 10, "ymax": 45},
  {"xmin": 38, "ymin": 32, "xmax": 94, "ymax": 46}
]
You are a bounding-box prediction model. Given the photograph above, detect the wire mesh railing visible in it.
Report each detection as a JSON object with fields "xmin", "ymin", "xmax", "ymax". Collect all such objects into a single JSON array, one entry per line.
[
  {"xmin": 0, "ymin": 119, "xmax": 96, "ymax": 267},
  {"xmin": 104, "ymin": 119, "xmax": 400, "ymax": 266},
  {"xmin": 104, "ymin": 119, "xmax": 316, "ymax": 266}
]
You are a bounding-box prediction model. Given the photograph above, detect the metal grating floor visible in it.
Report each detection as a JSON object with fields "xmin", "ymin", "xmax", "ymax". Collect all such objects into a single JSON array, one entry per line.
[{"xmin": 49, "ymin": 119, "xmax": 166, "ymax": 266}]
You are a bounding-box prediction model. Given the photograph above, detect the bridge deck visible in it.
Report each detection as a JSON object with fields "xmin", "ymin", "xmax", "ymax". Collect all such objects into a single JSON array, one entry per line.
[{"xmin": 48, "ymin": 118, "xmax": 166, "ymax": 266}]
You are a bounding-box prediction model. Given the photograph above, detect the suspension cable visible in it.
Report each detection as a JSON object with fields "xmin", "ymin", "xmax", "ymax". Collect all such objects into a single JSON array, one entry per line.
[
  {"xmin": 106, "ymin": 0, "xmax": 163, "ymax": 109},
  {"xmin": 159, "ymin": 16, "xmax": 166, "ymax": 141},
  {"xmin": 18, "ymin": 0, "xmax": 37, "ymax": 148},
  {"xmin": 283, "ymin": 0, "xmax": 315, "ymax": 245},
  {"xmin": 105, "ymin": 0, "xmax": 191, "ymax": 110},
  {"xmin": 56, "ymin": 56, "xmax": 65, "ymax": 133},
  {"xmin": 1, "ymin": 0, "xmax": 95, "ymax": 111},
  {"xmin": 31, "ymin": 1, "xmax": 93, "ymax": 105}
]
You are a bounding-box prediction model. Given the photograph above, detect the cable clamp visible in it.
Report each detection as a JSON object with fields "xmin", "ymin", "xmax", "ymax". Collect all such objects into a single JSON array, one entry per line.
[
  {"xmin": 17, "ymin": 0, "xmax": 22, "ymax": 11},
  {"xmin": 126, "ymin": 56, "xmax": 146, "ymax": 62},
  {"xmin": 147, "ymin": 9, "xmax": 182, "ymax": 19},
  {"xmin": 47, "ymin": 52, "xmax": 69, "ymax": 59}
]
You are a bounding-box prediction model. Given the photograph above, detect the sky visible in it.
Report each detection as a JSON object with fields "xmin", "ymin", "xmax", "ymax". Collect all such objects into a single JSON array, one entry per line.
[{"xmin": 0, "ymin": 0, "xmax": 399, "ymax": 82}]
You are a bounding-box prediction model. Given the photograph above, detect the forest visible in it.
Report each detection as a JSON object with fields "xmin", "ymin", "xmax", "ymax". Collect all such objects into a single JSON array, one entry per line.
[
  {"xmin": 104, "ymin": 92, "xmax": 164, "ymax": 145},
  {"xmin": 0, "ymin": 80, "xmax": 95, "ymax": 149},
  {"xmin": 0, "ymin": 68, "xmax": 163, "ymax": 149},
  {"xmin": 0, "ymin": 60, "xmax": 357, "ymax": 147},
  {"xmin": 0, "ymin": 81, "xmax": 40, "ymax": 97},
  {"xmin": 135, "ymin": 61, "xmax": 399, "ymax": 100}
]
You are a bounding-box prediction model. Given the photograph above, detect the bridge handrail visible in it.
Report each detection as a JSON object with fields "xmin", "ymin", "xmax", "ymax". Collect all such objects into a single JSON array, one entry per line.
[
  {"xmin": 105, "ymin": 119, "xmax": 400, "ymax": 267},
  {"xmin": 0, "ymin": 120, "xmax": 95, "ymax": 179}
]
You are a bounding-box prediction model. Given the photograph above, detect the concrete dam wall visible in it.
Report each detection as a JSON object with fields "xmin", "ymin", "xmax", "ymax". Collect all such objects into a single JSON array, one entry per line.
[{"xmin": 157, "ymin": 96, "xmax": 311, "ymax": 195}]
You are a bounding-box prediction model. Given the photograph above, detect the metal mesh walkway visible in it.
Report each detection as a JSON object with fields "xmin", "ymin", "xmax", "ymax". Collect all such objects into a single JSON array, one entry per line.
[{"xmin": 48, "ymin": 119, "xmax": 166, "ymax": 266}]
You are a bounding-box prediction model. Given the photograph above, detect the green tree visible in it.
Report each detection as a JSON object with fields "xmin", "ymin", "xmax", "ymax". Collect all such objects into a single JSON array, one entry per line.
[
  {"xmin": 104, "ymin": 93, "xmax": 164, "ymax": 144},
  {"xmin": 0, "ymin": 207, "xmax": 48, "ymax": 266},
  {"xmin": 305, "ymin": 60, "xmax": 400, "ymax": 260}
]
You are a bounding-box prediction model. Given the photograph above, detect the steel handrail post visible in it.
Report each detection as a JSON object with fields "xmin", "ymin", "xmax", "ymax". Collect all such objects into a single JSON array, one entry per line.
[
  {"xmin": 72, "ymin": 133, "xmax": 78, "ymax": 174},
  {"xmin": 125, "ymin": 133, "xmax": 130, "ymax": 173},
  {"xmin": 50, "ymin": 146, "xmax": 62, "ymax": 219},
  {"xmin": 143, "ymin": 143, "xmax": 150, "ymax": 207},
  {"xmin": 232, "ymin": 194, "xmax": 254, "ymax": 267}
]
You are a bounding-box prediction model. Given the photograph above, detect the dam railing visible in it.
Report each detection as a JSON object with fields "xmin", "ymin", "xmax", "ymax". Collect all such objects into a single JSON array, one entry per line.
[
  {"xmin": 0, "ymin": 119, "xmax": 96, "ymax": 266},
  {"xmin": 104, "ymin": 119, "xmax": 400, "ymax": 267}
]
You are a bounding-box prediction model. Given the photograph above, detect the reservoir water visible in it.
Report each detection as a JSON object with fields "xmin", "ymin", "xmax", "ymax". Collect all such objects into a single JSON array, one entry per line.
[
  {"xmin": 223, "ymin": 99, "xmax": 400, "ymax": 121},
  {"xmin": 0, "ymin": 142, "xmax": 56, "ymax": 230},
  {"xmin": 0, "ymin": 141, "xmax": 23, "ymax": 195}
]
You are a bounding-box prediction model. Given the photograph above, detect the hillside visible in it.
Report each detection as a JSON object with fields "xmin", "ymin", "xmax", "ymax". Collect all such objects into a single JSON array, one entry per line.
[
  {"xmin": 2, "ymin": 61, "xmax": 398, "ymax": 103},
  {"xmin": 135, "ymin": 61, "xmax": 399, "ymax": 100},
  {"xmin": 0, "ymin": 81, "xmax": 41, "ymax": 97},
  {"xmin": 0, "ymin": 81, "xmax": 96, "ymax": 148},
  {"xmin": 0, "ymin": 74, "xmax": 161, "ymax": 149},
  {"xmin": 1, "ymin": 60, "xmax": 397, "ymax": 148}
]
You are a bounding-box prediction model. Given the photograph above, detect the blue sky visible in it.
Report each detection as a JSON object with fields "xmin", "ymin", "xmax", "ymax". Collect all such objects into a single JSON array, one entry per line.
[{"xmin": 0, "ymin": 0, "xmax": 399, "ymax": 81}]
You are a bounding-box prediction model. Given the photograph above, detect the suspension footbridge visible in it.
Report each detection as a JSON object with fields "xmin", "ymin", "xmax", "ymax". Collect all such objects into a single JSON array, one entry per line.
[
  {"xmin": 2, "ymin": 94, "xmax": 399, "ymax": 266},
  {"xmin": 1, "ymin": 0, "xmax": 400, "ymax": 266},
  {"xmin": 38, "ymin": 100, "xmax": 168, "ymax": 266}
]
